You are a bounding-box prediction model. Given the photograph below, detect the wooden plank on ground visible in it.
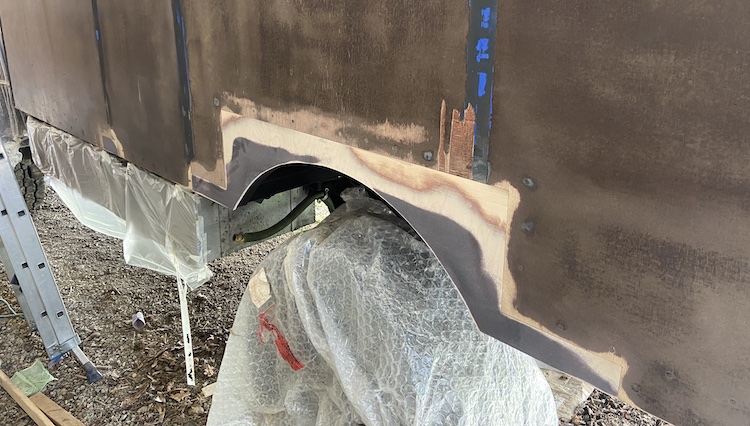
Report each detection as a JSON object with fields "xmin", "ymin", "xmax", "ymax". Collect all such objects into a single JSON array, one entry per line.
[
  {"xmin": 201, "ymin": 382, "xmax": 216, "ymax": 398},
  {"xmin": 0, "ymin": 369, "xmax": 55, "ymax": 426},
  {"xmin": 30, "ymin": 393, "xmax": 85, "ymax": 426},
  {"xmin": 542, "ymin": 367, "xmax": 595, "ymax": 422}
]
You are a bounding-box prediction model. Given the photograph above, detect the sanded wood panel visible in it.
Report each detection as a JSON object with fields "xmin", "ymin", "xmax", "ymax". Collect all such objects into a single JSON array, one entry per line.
[
  {"xmin": 97, "ymin": 0, "xmax": 189, "ymax": 184},
  {"xmin": 0, "ymin": 0, "xmax": 108, "ymax": 143},
  {"xmin": 182, "ymin": 0, "xmax": 468, "ymax": 188},
  {"xmin": 493, "ymin": 2, "xmax": 750, "ymax": 425}
]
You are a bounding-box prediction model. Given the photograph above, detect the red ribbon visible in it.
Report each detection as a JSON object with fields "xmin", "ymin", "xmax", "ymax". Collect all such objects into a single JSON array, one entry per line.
[{"xmin": 258, "ymin": 306, "xmax": 304, "ymax": 371}]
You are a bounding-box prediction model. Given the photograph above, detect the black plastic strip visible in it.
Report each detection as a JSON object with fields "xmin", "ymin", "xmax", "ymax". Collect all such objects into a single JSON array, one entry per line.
[
  {"xmin": 171, "ymin": 0, "xmax": 194, "ymax": 161},
  {"xmin": 90, "ymin": 0, "xmax": 112, "ymax": 125}
]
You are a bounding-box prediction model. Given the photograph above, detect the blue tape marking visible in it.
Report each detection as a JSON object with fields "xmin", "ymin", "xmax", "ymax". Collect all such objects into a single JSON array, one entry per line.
[{"xmin": 95, "ymin": 29, "xmax": 100, "ymax": 41}]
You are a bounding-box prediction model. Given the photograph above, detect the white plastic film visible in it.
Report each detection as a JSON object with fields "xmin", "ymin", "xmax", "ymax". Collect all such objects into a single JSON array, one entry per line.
[
  {"xmin": 48, "ymin": 177, "xmax": 126, "ymax": 239},
  {"xmin": 28, "ymin": 117, "xmax": 212, "ymax": 288},
  {"xmin": 122, "ymin": 163, "xmax": 212, "ymax": 287},
  {"xmin": 208, "ymin": 194, "xmax": 557, "ymax": 426}
]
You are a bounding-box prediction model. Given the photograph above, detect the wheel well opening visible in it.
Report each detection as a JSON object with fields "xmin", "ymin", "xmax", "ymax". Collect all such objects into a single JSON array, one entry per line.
[
  {"xmin": 239, "ymin": 164, "xmax": 381, "ymax": 211},
  {"xmin": 237, "ymin": 163, "xmax": 417, "ymax": 238}
]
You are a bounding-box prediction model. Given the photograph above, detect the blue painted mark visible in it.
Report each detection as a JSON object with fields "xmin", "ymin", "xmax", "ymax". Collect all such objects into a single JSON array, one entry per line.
[
  {"xmin": 481, "ymin": 7, "xmax": 491, "ymax": 28},
  {"xmin": 478, "ymin": 72, "xmax": 487, "ymax": 97},
  {"xmin": 95, "ymin": 29, "xmax": 100, "ymax": 41},
  {"xmin": 476, "ymin": 38, "xmax": 490, "ymax": 62}
]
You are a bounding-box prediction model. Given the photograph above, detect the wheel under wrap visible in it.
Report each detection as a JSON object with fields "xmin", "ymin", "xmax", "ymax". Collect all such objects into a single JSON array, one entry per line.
[{"xmin": 207, "ymin": 193, "xmax": 557, "ymax": 425}]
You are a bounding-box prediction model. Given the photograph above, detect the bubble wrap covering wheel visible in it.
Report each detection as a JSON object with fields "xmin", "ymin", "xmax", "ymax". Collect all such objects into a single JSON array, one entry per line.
[{"xmin": 208, "ymin": 193, "xmax": 557, "ymax": 426}]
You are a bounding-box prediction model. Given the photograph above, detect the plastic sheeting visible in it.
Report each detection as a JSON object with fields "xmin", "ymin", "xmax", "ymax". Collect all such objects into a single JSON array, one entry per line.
[
  {"xmin": 123, "ymin": 164, "xmax": 214, "ymax": 287},
  {"xmin": 208, "ymin": 192, "xmax": 557, "ymax": 426},
  {"xmin": 10, "ymin": 359, "xmax": 56, "ymax": 397},
  {"xmin": 27, "ymin": 117, "xmax": 213, "ymax": 288},
  {"xmin": 2, "ymin": 138, "xmax": 23, "ymax": 169}
]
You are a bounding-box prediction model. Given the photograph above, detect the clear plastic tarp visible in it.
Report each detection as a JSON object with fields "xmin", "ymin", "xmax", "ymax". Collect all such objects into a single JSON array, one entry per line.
[
  {"xmin": 27, "ymin": 117, "xmax": 213, "ymax": 288},
  {"xmin": 208, "ymin": 192, "xmax": 557, "ymax": 426}
]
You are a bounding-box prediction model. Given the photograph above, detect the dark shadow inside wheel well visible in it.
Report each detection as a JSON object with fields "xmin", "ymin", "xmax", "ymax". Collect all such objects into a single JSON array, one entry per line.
[{"xmin": 238, "ymin": 164, "xmax": 382, "ymax": 211}]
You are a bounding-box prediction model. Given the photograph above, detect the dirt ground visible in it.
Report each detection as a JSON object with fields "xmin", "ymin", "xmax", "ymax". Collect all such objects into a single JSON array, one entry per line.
[{"xmin": 0, "ymin": 189, "xmax": 668, "ymax": 425}]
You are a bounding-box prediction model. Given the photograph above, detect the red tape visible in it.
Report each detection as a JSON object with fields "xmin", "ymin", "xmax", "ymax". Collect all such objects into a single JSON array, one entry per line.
[{"xmin": 258, "ymin": 306, "xmax": 304, "ymax": 371}]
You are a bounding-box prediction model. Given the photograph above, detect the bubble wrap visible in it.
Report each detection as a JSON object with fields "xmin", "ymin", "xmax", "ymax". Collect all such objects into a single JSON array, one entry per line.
[{"xmin": 208, "ymin": 195, "xmax": 557, "ymax": 426}]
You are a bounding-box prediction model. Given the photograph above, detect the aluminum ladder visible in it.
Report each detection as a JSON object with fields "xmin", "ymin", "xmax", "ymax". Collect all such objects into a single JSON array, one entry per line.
[{"xmin": 0, "ymin": 143, "xmax": 101, "ymax": 383}]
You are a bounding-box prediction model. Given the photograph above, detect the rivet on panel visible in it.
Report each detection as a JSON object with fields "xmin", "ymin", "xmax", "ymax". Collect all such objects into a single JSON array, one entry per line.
[
  {"xmin": 213, "ymin": 97, "xmax": 220, "ymax": 107},
  {"xmin": 555, "ymin": 320, "xmax": 566, "ymax": 331},
  {"xmin": 423, "ymin": 150, "xmax": 434, "ymax": 162},
  {"xmin": 521, "ymin": 176, "xmax": 537, "ymax": 191}
]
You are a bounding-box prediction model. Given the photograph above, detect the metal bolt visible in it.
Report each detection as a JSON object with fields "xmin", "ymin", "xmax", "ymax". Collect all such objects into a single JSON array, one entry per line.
[
  {"xmin": 517, "ymin": 265, "xmax": 524, "ymax": 272},
  {"xmin": 555, "ymin": 320, "xmax": 567, "ymax": 331},
  {"xmin": 521, "ymin": 176, "xmax": 537, "ymax": 191},
  {"xmin": 631, "ymin": 384, "xmax": 642, "ymax": 393},
  {"xmin": 423, "ymin": 150, "xmax": 434, "ymax": 161},
  {"xmin": 213, "ymin": 97, "xmax": 220, "ymax": 107},
  {"xmin": 521, "ymin": 219, "xmax": 535, "ymax": 235},
  {"xmin": 473, "ymin": 161, "xmax": 489, "ymax": 183}
]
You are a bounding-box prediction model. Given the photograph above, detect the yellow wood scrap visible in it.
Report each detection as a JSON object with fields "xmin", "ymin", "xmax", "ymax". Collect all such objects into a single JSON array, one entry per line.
[
  {"xmin": 30, "ymin": 393, "xmax": 86, "ymax": 426},
  {"xmin": 0, "ymin": 369, "xmax": 54, "ymax": 426}
]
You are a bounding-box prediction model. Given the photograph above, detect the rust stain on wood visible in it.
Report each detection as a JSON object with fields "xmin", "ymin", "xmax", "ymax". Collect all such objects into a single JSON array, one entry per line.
[{"xmin": 437, "ymin": 103, "xmax": 475, "ymax": 179}]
